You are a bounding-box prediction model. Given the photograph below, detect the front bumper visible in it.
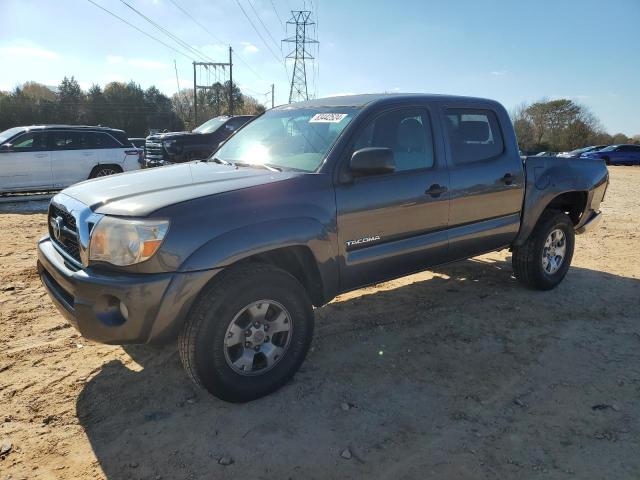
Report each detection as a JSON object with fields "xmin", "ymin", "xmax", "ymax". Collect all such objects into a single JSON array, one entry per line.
[{"xmin": 37, "ymin": 237, "xmax": 219, "ymax": 344}]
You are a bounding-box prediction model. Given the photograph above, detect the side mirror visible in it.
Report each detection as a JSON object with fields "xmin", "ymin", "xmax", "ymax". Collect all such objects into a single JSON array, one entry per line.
[
  {"xmin": 0, "ymin": 144, "xmax": 12, "ymax": 152},
  {"xmin": 350, "ymin": 147, "xmax": 395, "ymax": 176}
]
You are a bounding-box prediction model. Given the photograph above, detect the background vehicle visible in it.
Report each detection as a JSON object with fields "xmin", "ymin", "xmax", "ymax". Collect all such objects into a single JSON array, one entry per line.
[
  {"xmin": 0, "ymin": 125, "xmax": 140, "ymax": 193},
  {"xmin": 144, "ymin": 115, "xmax": 254, "ymax": 167},
  {"xmin": 581, "ymin": 144, "xmax": 640, "ymax": 165},
  {"xmin": 38, "ymin": 94, "xmax": 608, "ymax": 402},
  {"xmin": 128, "ymin": 138, "xmax": 146, "ymax": 149},
  {"xmin": 557, "ymin": 145, "xmax": 607, "ymax": 158},
  {"xmin": 534, "ymin": 151, "xmax": 558, "ymax": 157}
]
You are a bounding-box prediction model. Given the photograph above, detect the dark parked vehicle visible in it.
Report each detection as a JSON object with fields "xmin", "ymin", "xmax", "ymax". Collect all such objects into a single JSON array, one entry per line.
[
  {"xmin": 38, "ymin": 94, "xmax": 608, "ymax": 402},
  {"xmin": 144, "ymin": 115, "xmax": 254, "ymax": 167},
  {"xmin": 128, "ymin": 138, "xmax": 146, "ymax": 148},
  {"xmin": 557, "ymin": 145, "xmax": 607, "ymax": 159},
  {"xmin": 581, "ymin": 144, "xmax": 640, "ymax": 165}
]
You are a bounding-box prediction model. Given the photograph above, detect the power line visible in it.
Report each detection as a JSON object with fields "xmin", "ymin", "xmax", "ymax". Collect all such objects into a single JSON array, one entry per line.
[
  {"xmin": 85, "ymin": 0, "xmax": 194, "ymax": 60},
  {"xmin": 270, "ymin": 0, "xmax": 285, "ymax": 32},
  {"xmin": 234, "ymin": 0, "xmax": 284, "ymax": 67},
  {"xmin": 167, "ymin": 0, "xmax": 225, "ymax": 45},
  {"xmin": 168, "ymin": 0, "xmax": 264, "ymax": 81},
  {"xmin": 118, "ymin": 0, "xmax": 215, "ymax": 63},
  {"xmin": 247, "ymin": 0, "xmax": 282, "ymax": 53}
]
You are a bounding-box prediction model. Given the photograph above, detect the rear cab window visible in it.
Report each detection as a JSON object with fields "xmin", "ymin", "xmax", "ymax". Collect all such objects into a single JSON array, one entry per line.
[{"xmin": 445, "ymin": 108, "xmax": 504, "ymax": 164}]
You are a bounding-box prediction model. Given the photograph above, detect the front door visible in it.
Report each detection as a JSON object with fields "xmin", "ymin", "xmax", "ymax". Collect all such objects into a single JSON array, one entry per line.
[
  {"xmin": 443, "ymin": 107, "xmax": 524, "ymax": 260},
  {"xmin": 0, "ymin": 131, "xmax": 51, "ymax": 192},
  {"xmin": 335, "ymin": 106, "xmax": 450, "ymax": 291}
]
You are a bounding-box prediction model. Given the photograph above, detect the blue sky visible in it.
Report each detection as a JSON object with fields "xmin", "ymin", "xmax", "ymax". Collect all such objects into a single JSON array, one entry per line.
[{"xmin": 1, "ymin": 0, "xmax": 639, "ymax": 135}]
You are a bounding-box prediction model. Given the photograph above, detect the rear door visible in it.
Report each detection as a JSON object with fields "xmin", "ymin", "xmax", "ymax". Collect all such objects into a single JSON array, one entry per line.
[
  {"xmin": 93, "ymin": 131, "xmax": 126, "ymax": 165},
  {"xmin": 0, "ymin": 131, "xmax": 51, "ymax": 191},
  {"xmin": 335, "ymin": 105, "xmax": 450, "ymax": 290},
  {"xmin": 443, "ymin": 106, "xmax": 524, "ymax": 259},
  {"xmin": 50, "ymin": 130, "xmax": 97, "ymax": 188}
]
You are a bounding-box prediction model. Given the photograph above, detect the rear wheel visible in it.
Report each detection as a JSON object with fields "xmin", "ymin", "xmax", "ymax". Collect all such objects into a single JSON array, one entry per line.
[
  {"xmin": 178, "ymin": 263, "xmax": 314, "ymax": 402},
  {"xmin": 89, "ymin": 165, "xmax": 122, "ymax": 178},
  {"xmin": 512, "ymin": 211, "xmax": 575, "ymax": 290}
]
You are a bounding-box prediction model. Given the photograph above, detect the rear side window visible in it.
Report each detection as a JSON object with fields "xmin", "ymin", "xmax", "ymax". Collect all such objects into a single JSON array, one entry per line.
[
  {"xmin": 90, "ymin": 132, "xmax": 121, "ymax": 148},
  {"xmin": 445, "ymin": 108, "xmax": 504, "ymax": 164},
  {"xmin": 352, "ymin": 108, "xmax": 435, "ymax": 171},
  {"xmin": 51, "ymin": 131, "xmax": 84, "ymax": 150}
]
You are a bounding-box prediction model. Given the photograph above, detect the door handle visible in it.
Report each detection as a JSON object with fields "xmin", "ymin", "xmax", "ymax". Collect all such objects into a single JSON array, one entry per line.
[
  {"xmin": 425, "ymin": 184, "xmax": 447, "ymax": 197},
  {"xmin": 501, "ymin": 173, "xmax": 514, "ymax": 185},
  {"xmin": 82, "ymin": 152, "xmax": 94, "ymax": 156},
  {"xmin": 34, "ymin": 153, "xmax": 48, "ymax": 158}
]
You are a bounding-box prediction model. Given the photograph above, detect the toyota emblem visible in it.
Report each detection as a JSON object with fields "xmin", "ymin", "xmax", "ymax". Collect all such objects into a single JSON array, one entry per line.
[{"xmin": 50, "ymin": 216, "xmax": 63, "ymax": 241}]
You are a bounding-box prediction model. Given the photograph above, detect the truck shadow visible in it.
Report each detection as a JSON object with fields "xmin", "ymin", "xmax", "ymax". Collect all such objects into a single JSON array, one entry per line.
[{"xmin": 76, "ymin": 257, "xmax": 640, "ymax": 479}]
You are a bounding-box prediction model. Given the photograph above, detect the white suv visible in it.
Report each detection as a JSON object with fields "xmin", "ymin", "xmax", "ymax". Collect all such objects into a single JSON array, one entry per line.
[{"xmin": 0, "ymin": 125, "xmax": 142, "ymax": 194}]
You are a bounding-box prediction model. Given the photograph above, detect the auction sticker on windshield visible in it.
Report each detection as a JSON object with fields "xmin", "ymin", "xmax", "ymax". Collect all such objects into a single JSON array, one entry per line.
[{"xmin": 309, "ymin": 113, "xmax": 348, "ymax": 123}]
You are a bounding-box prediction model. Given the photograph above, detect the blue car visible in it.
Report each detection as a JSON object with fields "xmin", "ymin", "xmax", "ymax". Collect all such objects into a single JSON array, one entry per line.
[{"xmin": 581, "ymin": 144, "xmax": 640, "ymax": 165}]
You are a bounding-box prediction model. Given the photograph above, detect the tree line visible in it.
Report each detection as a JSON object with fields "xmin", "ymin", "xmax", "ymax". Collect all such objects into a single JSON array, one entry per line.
[
  {"xmin": 511, "ymin": 99, "xmax": 639, "ymax": 153},
  {"xmin": 0, "ymin": 76, "xmax": 266, "ymax": 137},
  {"xmin": 1, "ymin": 79, "xmax": 637, "ymax": 149}
]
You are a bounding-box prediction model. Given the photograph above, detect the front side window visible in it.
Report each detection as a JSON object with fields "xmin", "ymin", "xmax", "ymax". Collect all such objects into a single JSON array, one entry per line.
[
  {"xmin": 215, "ymin": 107, "xmax": 358, "ymax": 172},
  {"xmin": 352, "ymin": 108, "xmax": 435, "ymax": 171},
  {"xmin": 11, "ymin": 132, "xmax": 47, "ymax": 151},
  {"xmin": 445, "ymin": 108, "xmax": 504, "ymax": 164}
]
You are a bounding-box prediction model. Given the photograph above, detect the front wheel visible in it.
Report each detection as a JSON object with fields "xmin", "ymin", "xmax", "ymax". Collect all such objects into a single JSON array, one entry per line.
[
  {"xmin": 90, "ymin": 165, "xmax": 122, "ymax": 178},
  {"xmin": 512, "ymin": 211, "xmax": 575, "ymax": 290},
  {"xmin": 178, "ymin": 263, "xmax": 314, "ymax": 402}
]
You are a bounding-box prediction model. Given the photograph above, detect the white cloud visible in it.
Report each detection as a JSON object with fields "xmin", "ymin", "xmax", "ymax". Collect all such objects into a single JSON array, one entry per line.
[
  {"xmin": 0, "ymin": 43, "xmax": 59, "ymax": 60},
  {"xmin": 241, "ymin": 42, "xmax": 259, "ymax": 54},
  {"xmin": 490, "ymin": 70, "xmax": 508, "ymax": 76}
]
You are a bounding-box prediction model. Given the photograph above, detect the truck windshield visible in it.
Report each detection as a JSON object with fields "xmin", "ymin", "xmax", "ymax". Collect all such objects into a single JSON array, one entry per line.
[
  {"xmin": 215, "ymin": 107, "xmax": 359, "ymax": 172},
  {"xmin": 0, "ymin": 127, "xmax": 25, "ymax": 144},
  {"xmin": 193, "ymin": 117, "xmax": 228, "ymax": 134}
]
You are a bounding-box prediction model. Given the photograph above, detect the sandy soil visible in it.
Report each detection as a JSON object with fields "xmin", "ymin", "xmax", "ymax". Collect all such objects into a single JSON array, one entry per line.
[{"xmin": 1, "ymin": 167, "xmax": 639, "ymax": 480}]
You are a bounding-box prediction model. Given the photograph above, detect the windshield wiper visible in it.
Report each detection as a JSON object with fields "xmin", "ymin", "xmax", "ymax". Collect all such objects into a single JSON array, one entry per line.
[
  {"xmin": 205, "ymin": 156, "xmax": 232, "ymax": 165},
  {"xmin": 233, "ymin": 161, "xmax": 282, "ymax": 172}
]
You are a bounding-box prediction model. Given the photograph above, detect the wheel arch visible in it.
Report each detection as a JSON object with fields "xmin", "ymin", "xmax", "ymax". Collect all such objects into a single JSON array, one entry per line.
[{"xmin": 179, "ymin": 217, "xmax": 339, "ymax": 306}]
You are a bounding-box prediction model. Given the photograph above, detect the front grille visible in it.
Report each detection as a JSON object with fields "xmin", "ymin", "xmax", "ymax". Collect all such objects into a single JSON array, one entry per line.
[
  {"xmin": 145, "ymin": 140, "xmax": 166, "ymax": 161},
  {"xmin": 49, "ymin": 204, "xmax": 81, "ymax": 264}
]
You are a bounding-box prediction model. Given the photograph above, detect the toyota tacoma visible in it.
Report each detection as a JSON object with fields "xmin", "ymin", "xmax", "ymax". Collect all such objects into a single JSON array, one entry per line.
[{"xmin": 37, "ymin": 94, "xmax": 608, "ymax": 402}]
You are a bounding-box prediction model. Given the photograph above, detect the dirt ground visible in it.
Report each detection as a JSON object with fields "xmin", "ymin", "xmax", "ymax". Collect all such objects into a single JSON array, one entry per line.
[{"xmin": 1, "ymin": 167, "xmax": 639, "ymax": 480}]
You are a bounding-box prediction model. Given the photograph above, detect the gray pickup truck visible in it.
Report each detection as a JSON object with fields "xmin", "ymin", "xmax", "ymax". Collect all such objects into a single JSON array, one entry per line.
[{"xmin": 37, "ymin": 94, "xmax": 608, "ymax": 402}]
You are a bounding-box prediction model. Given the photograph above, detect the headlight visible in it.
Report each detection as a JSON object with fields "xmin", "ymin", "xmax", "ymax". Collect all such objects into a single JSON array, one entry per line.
[
  {"xmin": 163, "ymin": 140, "xmax": 176, "ymax": 150},
  {"xmin": 89, "ymin": 217, "xmax": 169, "ymax": 266}
]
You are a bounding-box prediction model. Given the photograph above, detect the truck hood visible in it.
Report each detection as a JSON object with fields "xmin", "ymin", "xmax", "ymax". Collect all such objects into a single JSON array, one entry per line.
[
  {"xmin": 147, "ymin": 131, "xmax": 203, "ymax": 141},
  {"xmin": 61, "ymin": 162, "xmax": 299, "ymax": 216}
]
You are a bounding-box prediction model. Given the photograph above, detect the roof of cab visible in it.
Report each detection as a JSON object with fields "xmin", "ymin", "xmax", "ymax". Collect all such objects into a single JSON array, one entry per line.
[{"xmin": 275, "ymin": 93, "xmax": 498, "ymax": 109}]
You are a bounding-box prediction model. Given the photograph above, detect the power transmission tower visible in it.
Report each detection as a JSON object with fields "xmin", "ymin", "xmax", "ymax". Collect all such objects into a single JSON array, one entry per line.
[
  {"xmin": 283, "ymin": 11, "xmax": 318, "ymax": 103},
  {"xmin": 193, "ymin": 46, "xmax": 234, "ymax": 125}
]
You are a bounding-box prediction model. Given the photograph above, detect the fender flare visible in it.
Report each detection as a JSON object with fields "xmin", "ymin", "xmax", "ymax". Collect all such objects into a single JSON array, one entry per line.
[{"xmin": 178, "ymin": 216, "xmax": 340, "ymax": 299}]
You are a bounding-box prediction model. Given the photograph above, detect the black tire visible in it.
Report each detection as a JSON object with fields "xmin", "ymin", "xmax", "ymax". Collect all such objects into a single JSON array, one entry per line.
[
  {"xmin": 603, "ymin": 156, "xmax": 610, "ymax": 166},
  {"xmin": 178, "ymin": 263, "xmax": 314, "ymax": 402},
  {"xmin": 512, "ymin": 210, "xmax": 575, "ymax": 290},
  {"xmin": 89, "ymin": 164, "xmax": 122, "ymax": 178}
]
